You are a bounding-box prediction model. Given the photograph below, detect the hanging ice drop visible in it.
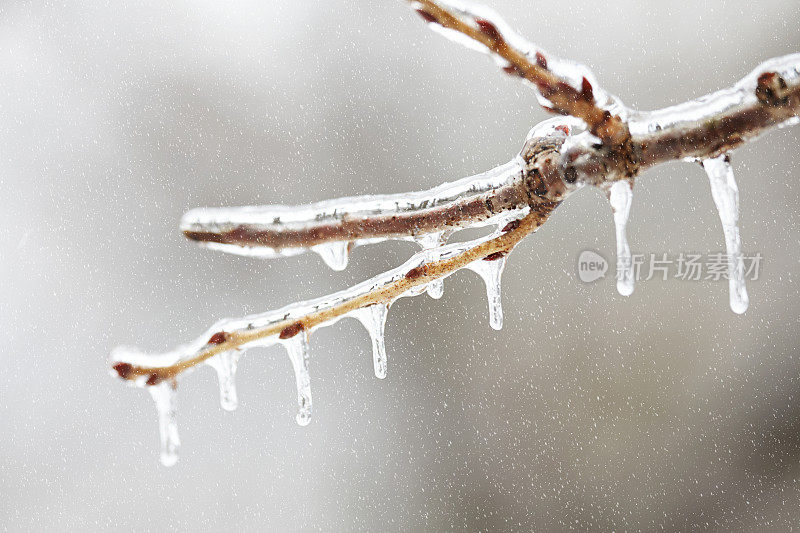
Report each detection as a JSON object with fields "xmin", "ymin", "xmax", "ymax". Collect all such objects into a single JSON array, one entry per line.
[
  {"xmin": 607, "ymin": 180, "xmax": 635, "ymax": 296},
  {"xmin": 312, "ymin": 241, "xmax": 350, "ymax": 271},
  {"xmin": 282, "ymin": 333, "xmax": 313, "ymax": 426},
  {"xmin": 467, "ymin": 254, "xmax": 507, "ymax": 330},
  {"xmin": 354, "ymin": 304, "xmax": 390, "ymax": 379},
  {"xmin": 148, "ymin": 381, "xmax": 180, "ymax": 467},
  {"xmin": 702, "ymin": 155, "xmax": 749, "ymax": 314},
  {"xmin": 206, "ymin": 350, "xmax": 240, "ymax": 411},
  {"xmin": 414, "ymin": 231, "xmax": 450, "ymax": 299}
]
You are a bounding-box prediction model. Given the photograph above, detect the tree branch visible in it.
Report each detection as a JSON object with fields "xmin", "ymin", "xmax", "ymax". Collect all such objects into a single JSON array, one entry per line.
[
  {"xmin": 111, "ymin": 0, "xmax": 800, "ymax": 465},
  {"xmin": 181, "ymin": 160, "xmax": 531, "ymax": 258},
  {"xmin": 180, "ymin": 120, "xmax": 573, "ymax": 265},
  {"xmin": 112, "ymin": 200, "xmax": 560, "ymax": 385},
  {"xmin": 410, "ymin": 0, "xmax": 631, "ymax": 147}
]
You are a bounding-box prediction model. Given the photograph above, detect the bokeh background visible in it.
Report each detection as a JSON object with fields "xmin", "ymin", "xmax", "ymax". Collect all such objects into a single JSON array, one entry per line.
[{"xmin": 1, "ymin": 1, "xmax": 799, "ymax": 531}]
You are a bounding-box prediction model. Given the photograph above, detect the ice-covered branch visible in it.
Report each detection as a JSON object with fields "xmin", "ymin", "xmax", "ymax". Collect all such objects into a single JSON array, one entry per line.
[
  {"xmin": 634, "ymin": 57, "xmax": 800, "ymax": 167},
  {"xmin": 182, "ymin": 160, "xmax": 530, "ymax": 269},
  {"xmin": 555, "ymin": 57, "xmax": 800, "ymax": 187},
  {"xmin": 181, "ymin": 119, "xmax": 573, "ymax": 267},
  {"xmin": 410, "ymin": 0, "xmax": 631, "ymax": 147},
  {"xmin": 114, "ymin": 202, "xmax": 560, "ymax": 463},
  {"xmin": 111, "ymin": 1, "xmax": 800, "ymax": 465},
  {"xmin": 114, "ymin": 123, "xmax": 573, "ymax": 386},
  {"xmin": 115, "ymin": 204, "xmax": 559, "ymax": 382}
]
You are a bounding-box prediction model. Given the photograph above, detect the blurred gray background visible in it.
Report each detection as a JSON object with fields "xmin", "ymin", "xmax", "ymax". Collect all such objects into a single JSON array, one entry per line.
[{"xmin": 1, "ymin": 1, "xmax": 799, "ymax": 531}]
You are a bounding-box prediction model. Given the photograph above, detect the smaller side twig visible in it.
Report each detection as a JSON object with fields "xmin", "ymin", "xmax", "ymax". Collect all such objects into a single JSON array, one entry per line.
[
  {"xmin": 410, "ymin": 0, "xmax": 630, "ymax": 147},
  {"xmin": 112, "ymin": 202, "xmax": 560, "ymax": 384}
]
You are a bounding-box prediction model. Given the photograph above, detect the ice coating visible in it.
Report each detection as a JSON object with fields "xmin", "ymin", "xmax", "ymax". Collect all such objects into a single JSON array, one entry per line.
[
  {"xmin": 466, "ymin": 254, "xmax": 507, "ymax": 330},
  {"xmin": 607, "ymin": 180, "xmax": 635, "ymax": 296},
  {"xmin": 206, "ymin": 350, "xmax": 240, "ymax": 411},
  {"xmin": 181, "ymin": 159, "xmax": 524, "ymax": 258},
  {"xmin": 352, "ymin": 305, "xmax": 390, "ymax": 379},
  {"xmin": 148, "ymin": 381, "xmax": 180, "ymax": 467},
  {"xmin": 629, "ymin": 54, "xmax": 800, "ymax": 138},
  {"xmin": 117, "ymin": 202, "xmax": 541, "ymax": 374},
  {"xmin": 282, "ymin": 333, "xmax": 313, "ymax": 426},
  {"xmin": 702, "ymin": 155, "xmax": 749, "ymax": 314},
  {"xmin": 414, "ymin": 0, "xmax": 629, "ymax": 118}
]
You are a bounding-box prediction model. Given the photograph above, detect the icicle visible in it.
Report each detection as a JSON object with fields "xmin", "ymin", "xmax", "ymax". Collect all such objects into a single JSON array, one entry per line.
[
  {"xmin": 607, "ymin": 180, "xmax": 635, "ymax": 296},
  {"xmin": 281, "ymin": 333, "xmax": 313, "ymax": 426},
  {"xmin": 414, "ymin": 231, "xmax": 451, "ymax": 299},
  {"xmin": 702, "ymin": 155, "xmax": 749, "ymax": 314},
  {"xmin": 425, "ymin": 277, "xmax": 444, "ymax": 299},
  {"xmin": 353, "ymin": 305, "xmax": 390, "ymax": 379},
  {"xmin": 312, "ymin": 241, "xmax": 350, "ymax": 271},
  {"xmin": 467, "ymin": 255, "xmax": 507, "ymax": 330},
  {"xmin": 206, "ymin": 350, "xmax": 240, "ymax": 411},
  {"xmin": 148, "ymin": 381, "xmax": 180, "ymax": 467}
]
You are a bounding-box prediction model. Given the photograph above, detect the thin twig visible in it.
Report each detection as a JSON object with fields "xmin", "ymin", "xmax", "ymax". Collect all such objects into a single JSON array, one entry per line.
[
  {"xmin": 410, "ymin": 0, "xmax": 631, "ymax": 147},
  {"xmin": 112, "ymin": 202, "xmax": 559, "ymax": 383}
]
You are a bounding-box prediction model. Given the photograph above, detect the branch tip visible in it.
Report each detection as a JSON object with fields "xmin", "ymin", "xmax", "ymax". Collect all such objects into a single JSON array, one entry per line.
[{"xmin": 112, "ymin": 362, "xmax": 133, "ymax": 380}]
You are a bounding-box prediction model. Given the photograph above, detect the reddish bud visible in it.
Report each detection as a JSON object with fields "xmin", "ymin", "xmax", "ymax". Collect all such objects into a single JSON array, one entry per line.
[
  {"xmin": 501, "ymin": 220, "xmax": 521, "ymax": 233},
  {"xmin": 145, "ymin": 373, "xmax": 161, "ymax": 386},
  {"xmin": 535, "ymin": 52, "xmax": 548, "ymax": 70},
  {"xmin": 279, "ymin": 321, "xmax": 304, "ymax": 340},
  {"xmin": 580, "ymin": 77, "xmax": 594, "ymax": 102},
  {"xmin": 502, "ymin": 65, "xmax": 523, "ymax": 77},
  {"xmin": 415, "ymin": 9, "xmax": 437, "ymax": 24},
  {"xmin": 475, "ymin": 18, "xmax": 503, "ymax": 43},
  {"xmin": 483, "ymin": 251, "xmax": 507, "ymax": 261},
  {"xmin": 112, "ymin": 362, "xmax": 133, "ymax": 379},
  {"xmin": 758, "ymin": 71, "xmax": 777, "ymax": 86},
  {"xmin": 555, "ymin": 125, "xmax": 570, "ymax": 135},
  {"xmin": 405, "ymin": 266, "xmax": 425, "ymax": 280},
  {"xmin": 756, "ymin": 71, "xmax": 788, "ymax": 106},
  {"xmin": 207, "ymin": 331, "xmax": 227, "ymax": 345}
]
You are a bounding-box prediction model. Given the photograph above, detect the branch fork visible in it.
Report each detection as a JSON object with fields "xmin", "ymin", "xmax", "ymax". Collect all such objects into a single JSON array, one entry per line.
[{"xmin": 110, "ymin": 0, "xmax": 800, "ymax": 465}]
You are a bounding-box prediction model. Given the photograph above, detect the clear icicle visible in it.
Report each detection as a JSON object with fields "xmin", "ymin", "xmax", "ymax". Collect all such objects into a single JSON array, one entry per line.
[
  {"xmin": 148, "ymin": 381, "xmax": 180, "ymax": 467},
  {"xmin": 414, "ymin": 231, "xmax": 451, "ymax": 299},
  {"xmin": 607, "ymin": 180, "xmax": 635, "ymax": 296},
  {"xmin": 354, "ymin": 304, "xmax": 390, "ymax": 379},
  {"xmin": 467, "ymin": 256, "xmax": 507, "ymax": 330},
  {"xmin": 702, "ymin": 155, "xmax": 749, "ymax": 314},
  {"xmin": 206, "ymin": 350, "xmax": 240, "ymax": 411},
  {"xmin": 425, "ymin": 276, "xmax": 445, "ymax": 299},
  {"xmin": 312, "ymin": 241, "xmax": 350, "ymax": 271},
  {"xmin": 282, "ymin": 334, "xmax": 313, "ymax": 426}
]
